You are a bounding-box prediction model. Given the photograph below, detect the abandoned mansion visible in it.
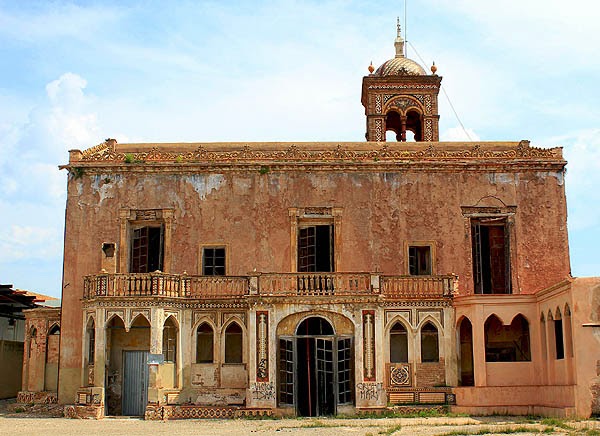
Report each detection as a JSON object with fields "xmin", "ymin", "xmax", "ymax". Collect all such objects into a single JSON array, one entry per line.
[{"xmin": 18, "ymin": 24, "xmax": 600, "ymax": 419}]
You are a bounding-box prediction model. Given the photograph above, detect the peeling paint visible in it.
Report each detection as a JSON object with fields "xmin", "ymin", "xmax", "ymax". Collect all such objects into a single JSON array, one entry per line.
[
  {"xmin": 184, "ymin": 174, "xmax": 225, "ymax": 200},
  {"xmin": 486, "ymin": 173, "xmax": 514, "ymax": 184},
  {"xmin": 91, "ymin": 174, "xmax": 123, "ymax": 204},
  {"xmin": 535, "ymin": 171, "xmax": 564, "ymax": 186}
]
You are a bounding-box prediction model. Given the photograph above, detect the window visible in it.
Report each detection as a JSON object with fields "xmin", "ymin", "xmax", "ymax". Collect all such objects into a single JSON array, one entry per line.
[
  {"xmin": 225, "ymin": 322, "xmax": 243, "ymax": 363},
  {"xmin": 409, "ymin": 245, "xmax": 432, "ymax": 275},
  {"xmin": 196, "ymin": 323, "xmax": 214, "ymax": 363},
  {"xmin": 298, "ymin": 225, "xmax": 334, "ymax": 272},
  {"xmin": 390, "ymin": 322, "xmax": 408, "ymax": 363},
  {"xmin": 420, "ymin": 322, "xmax": 439, "ymax": 362},
  {"xmin": 202, "ymin": 247, "xmax": 226, "ymax": 276},
  {"xmin": 555, "ymin": 318, "xmax": 564, "ymax": 360},
  {"xmin": 472, "ymin": 217, "xmax": 511, "ymax": 294},
  {"xmin": 130, "ymin": 226, "xmax": 163, "ymax": 273},
  {"xmin": 87, "ymin": 320, "xmax": 95, "ymax": 363},
  {"xmin": 484, "ymin": 314, "xmax": 531, "ymax": 362},
  {"xmin": 162, "ymin": 317, "xmax": 177, "ymax": 363}
]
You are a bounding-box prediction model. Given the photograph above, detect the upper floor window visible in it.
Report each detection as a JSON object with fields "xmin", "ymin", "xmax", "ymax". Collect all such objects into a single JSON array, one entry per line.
[
  {"xmin": 471, "ymin": 217, "xmax": 511, "ymax": 294},
  {"xmin": 298, "ymin": 225, "xmax": 334, "ymax": 272},
  {"xmin": 408, "ymin": 245, "xmax": 432, "ymax": 275},
  {"xmin": 119, "ymin": 208, "xmax": 173, "ymax": 274},
  {"xmin": 202, "ymin": 247, "xmax": 226, "ymax": 276},
  {"xmin": 130, "ymin": 225, "xmax": 163, "ymax": 273}
]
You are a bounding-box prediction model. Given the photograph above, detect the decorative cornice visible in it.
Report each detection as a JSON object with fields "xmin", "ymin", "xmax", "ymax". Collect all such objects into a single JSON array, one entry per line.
[{"xmin": 73, "ymin": 140, "xmax": 563, "ymax": 166}]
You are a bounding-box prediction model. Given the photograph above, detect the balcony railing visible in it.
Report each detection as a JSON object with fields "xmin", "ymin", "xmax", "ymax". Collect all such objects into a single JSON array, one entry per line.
[
  {"xmin": 83, "ymin": 272, "xmax": 457, "ymax": 300},
  {"xmin": 82, "ymin": 272, "xmax": 248, "ymax": 299},
  {"xmin": 256, "ymin": 273, "xmax": 372, "ymax": 296},
  {"xmin": 381, "ymin": 275, "xmax": 456, "ymax": 299}
]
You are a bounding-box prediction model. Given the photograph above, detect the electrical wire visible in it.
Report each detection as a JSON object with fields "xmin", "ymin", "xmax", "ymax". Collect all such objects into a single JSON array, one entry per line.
[{"xmin": 407, "ymin": 41, "xmax": 474, "ymax": 141}]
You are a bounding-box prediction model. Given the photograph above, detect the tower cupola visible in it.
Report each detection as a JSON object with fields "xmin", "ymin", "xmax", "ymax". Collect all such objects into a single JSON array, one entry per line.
[{"xmin": 361, "ymin": 19, "xmax": 441, "ymax": 142}]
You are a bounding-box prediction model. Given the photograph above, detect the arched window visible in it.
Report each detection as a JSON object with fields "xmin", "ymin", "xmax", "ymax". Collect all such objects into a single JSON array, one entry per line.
[
  {"xmin": 48, "ymin": 324, "xmax": 60, "ymax": 335},
  {"xmin": 225, "ymin": 322, "xmax": 243, "ymax": 363},
  {"xmin": 458, "ymin": 317, "xmax": 474, "ymax": 386},
  {"xmin": 196, "ymin": 323, "xmax": 214, "ymax": 363},
  {"xmin": 485, "ymin": 314, "xmax": 531, "ymax": 362},
  {"xmin": 554, "ymin": 309, "xmax": 564, "ymax": 360},
  {"xmin": 162, "ymin": 317, "xmax": 177, "ymax": 363},
  {"xmin": 420, "ymin": 322, "xmax": 439, "ymax": 362},
  {"xmin": 86, "ymin": 319, "xmax": 95, "ymax": 363},
  {"xmin": 28, "ymin": 327, "xmax": 37, "ymax": 359},
  {"xmin": 390, "ymin": 322, "xmax": 408, "ymax": 363}
]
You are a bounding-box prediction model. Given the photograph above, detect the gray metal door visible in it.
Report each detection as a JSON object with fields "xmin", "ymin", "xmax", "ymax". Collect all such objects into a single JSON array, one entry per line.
[{"xmin": 122, "ymin": 350, "xmax": 149, "ymax": 416}]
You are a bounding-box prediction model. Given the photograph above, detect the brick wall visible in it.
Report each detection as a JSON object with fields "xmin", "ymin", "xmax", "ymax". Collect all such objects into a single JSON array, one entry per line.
[{"xmin": 415, "ymin": 358, "xmax": 445, "ymax": 387}]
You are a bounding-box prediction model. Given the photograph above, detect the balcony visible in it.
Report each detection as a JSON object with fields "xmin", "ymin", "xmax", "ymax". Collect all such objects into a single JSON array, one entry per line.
[{"xmin": 82, "ymin": 272, "xmax": 456, "ymax": 300}]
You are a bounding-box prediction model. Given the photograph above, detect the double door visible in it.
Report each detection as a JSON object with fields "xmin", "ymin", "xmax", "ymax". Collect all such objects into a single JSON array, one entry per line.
[{"xmin": 279, "ymin": 336, "xmax": 352, "ymax": 416}]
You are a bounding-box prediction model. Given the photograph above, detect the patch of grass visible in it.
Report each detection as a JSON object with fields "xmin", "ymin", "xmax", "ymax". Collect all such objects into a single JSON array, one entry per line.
[
  {"xmin": 14, "ymin": 407, "xmax": 25, "ymax": 413},
  {"xmin": 124, "ymin": 153, "xmax": 135, "ymax": 163},
  {"xmin": 540, "ymin": 417, "xmax": 571, "ymax": 429},
  {"xmin": 259, "ymin": 165, "xmax": 270, "ymax": 175},
  {"xmin": 438, "ymin": 427, "xmax": 540, "ymax": 436},
  {"xmin": 71, "ymin": 167, "xmax": 85, "ymax": 179},
  {"xmin": 298, "ymin": 420, "xmax": 338, "ymax": 428},
  {"xmin": 379, "ymin": 424, "xmax": 402, "ymax": 435},
  {"xmin": 586, "ymin": 429, "xmax": 600, "ymax": 436}
]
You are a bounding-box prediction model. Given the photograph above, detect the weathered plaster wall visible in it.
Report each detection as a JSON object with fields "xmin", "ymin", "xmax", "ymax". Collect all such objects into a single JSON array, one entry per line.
[
  {"xmin": 59, "ymin": 166, "xmax": 569, "ymax": 403},
  {"xmin": 571, "ymin": 277, "xmax": 600, "ymax": 416},
  {"xmin": 0, "ymin": 340, "xmax": 24, "ymax": 399}
]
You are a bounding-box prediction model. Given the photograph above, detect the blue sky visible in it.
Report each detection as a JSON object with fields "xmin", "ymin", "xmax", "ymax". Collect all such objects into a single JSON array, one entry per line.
[{"xmin": 0, "ymin": 0, "xmax": 598, "ymax": 298}]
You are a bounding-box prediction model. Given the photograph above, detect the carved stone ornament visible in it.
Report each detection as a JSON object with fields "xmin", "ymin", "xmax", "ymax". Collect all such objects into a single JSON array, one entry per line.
[{"xmin": 79, "ymin": 140, "xmax": 562, "ymax": 164}]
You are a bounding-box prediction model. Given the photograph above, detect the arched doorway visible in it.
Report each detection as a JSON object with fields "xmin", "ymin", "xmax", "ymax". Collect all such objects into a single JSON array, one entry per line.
[{"xmin": 278, "ymin": 316, "xmax": 353, "ymax": 417}]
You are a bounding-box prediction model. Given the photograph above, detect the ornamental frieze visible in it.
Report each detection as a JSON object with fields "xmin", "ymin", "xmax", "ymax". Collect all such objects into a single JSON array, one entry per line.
[{"xmin": 78, "ymin": 140, "xmax": 562, "ymax": 164}]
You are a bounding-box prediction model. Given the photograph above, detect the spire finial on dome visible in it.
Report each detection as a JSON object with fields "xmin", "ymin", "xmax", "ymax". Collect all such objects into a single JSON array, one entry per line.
[{"xmin": 394, "ymin": 16, "xmax": 405, "ymax": 58}]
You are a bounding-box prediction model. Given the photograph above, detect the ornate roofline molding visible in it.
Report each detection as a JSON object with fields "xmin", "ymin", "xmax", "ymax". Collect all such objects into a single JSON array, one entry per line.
[{"xmin": 72, "ymin": 140, "xmax": 564, "ymax": 166}]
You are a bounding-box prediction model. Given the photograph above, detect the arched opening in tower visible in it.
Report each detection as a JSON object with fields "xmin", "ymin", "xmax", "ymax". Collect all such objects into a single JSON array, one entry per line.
[
  {"xmin": 406, "ymin": 109, "xmax": 423, "ymax": 141},
  {"xmin": 385, "ymin": 110, "xmax": 402, "ymax": 141}
]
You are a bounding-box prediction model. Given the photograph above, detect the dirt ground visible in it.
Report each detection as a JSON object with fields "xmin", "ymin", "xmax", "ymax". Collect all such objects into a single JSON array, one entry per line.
[{"xmin": 1, "ymin": 399, "xmax": 598, "ymax": 436}]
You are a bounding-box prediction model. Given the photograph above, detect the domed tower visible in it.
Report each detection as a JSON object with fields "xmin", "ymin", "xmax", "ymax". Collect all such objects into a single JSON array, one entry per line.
[{"xmin": 362, "ymin": 19, "xmax": 442, "ymax": 142}]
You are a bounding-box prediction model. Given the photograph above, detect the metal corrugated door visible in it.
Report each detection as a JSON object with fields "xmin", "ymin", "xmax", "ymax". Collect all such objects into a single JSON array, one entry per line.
[{"xmin": 122, "ymin": 351, "xmax": 149, "ymax": 416}]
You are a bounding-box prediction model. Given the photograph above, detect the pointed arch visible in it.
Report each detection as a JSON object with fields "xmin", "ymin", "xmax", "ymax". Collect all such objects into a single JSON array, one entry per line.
[
  {"xmin": 224, "ymin": 321, "xmax": 243, "ymax": 364},
  {"xmin": 457, "ymin": 316, "xmax": 474, "ymax": 386},
  {"xmin": 485, "ymin": 313, "xmax": 531, "ymax": 361},
  {"xmin": 389, "ymin": 320, "xmax": 409, "ymax": 363},
  {"xmin": 196, "ymin": 321, "xmax": 214, "ymax": 363},
  {"xmin": 162, "ymin": 315, "xmax": 178, "ymax": 363},
  {"xmin": 420, "ymin": 321, "xmax": 439, "ymax": 362},
  {"xmin": 128, "ymin": 313, "xmax": 150, "ymax": 330},
  {"xmin": 555, "ymin": 307, "xmax": 562, "ymax": 320},
  {"xmin": 86, "ymin": 317, "xmax": 96, "ymax": 367},
  {"xmin": 106, "ymin": 313, "xmax": 126, "ymax": 329},
  {"xmin": 48, "ymin": 323, "xmax": 60, "ymax": 335}
]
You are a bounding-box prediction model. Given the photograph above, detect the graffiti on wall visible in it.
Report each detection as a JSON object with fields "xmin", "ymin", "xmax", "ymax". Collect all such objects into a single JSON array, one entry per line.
[
  {"xmin": 356, "ymin": 382, "xmax": 384, "ymax": 401},
  {"xmin": 250, "ymin": 382, "xmax": 275, "ymax": 401}
]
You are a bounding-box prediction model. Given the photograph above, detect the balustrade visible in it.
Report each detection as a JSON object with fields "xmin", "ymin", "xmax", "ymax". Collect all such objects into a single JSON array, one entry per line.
[{"xmin": 82, "ymin": 272, "xmax": 456, "ymax": 300}]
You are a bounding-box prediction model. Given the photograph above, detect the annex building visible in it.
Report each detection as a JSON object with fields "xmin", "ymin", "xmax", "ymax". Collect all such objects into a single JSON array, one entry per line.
[{"xmin": 18, "ymin": 24, "xmax": 600, "ymax": 419}]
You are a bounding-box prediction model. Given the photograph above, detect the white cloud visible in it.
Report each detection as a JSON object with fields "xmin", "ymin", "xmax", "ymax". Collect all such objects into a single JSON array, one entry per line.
[
  {"xmin": 0, "ymin": 225, "xmax": 62, "ymax": 262},
  {"xmin": 441, "ymin": 126, "xmax": 481, "ymax": 142},
  {"xmin": 537, "ymin": 128, "xmax": 600, "ymax": 232}
]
